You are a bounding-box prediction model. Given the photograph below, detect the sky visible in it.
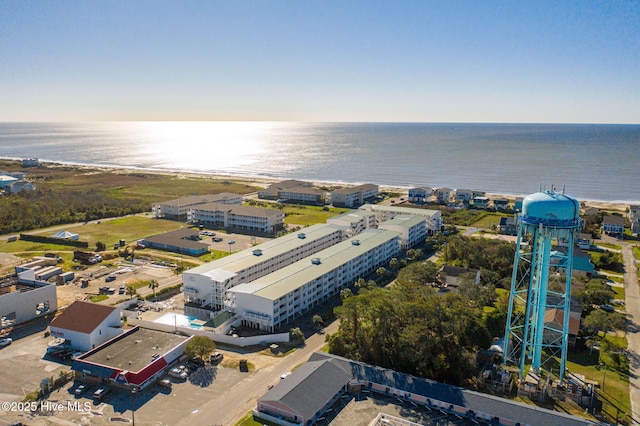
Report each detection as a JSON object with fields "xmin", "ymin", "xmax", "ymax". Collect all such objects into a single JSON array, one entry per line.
[{"xmin": 0, "ymin": 0, "xmax": 638, "ymax": 123}]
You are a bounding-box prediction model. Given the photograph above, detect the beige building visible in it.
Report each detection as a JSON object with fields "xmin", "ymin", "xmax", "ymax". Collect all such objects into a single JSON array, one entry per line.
[
  {"xmin": 330, "ymin": 184, "xmax": 379, "ymax": 207},
  {"xmin": 188, "ymin": 203, "xmax": 284, "ymax": 234},
  {"xmin": 153, "ymin": 193, "xmax": 243, "ymax": 220}
]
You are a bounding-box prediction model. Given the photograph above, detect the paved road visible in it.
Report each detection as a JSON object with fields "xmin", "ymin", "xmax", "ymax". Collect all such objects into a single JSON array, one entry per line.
[
  {"xmin": 622, "ymin": 243, "xmax": 640, "ymax": 424},
  {"xmin": 176, "ymin": 321, "xmax": 340, "ymax": 426}
]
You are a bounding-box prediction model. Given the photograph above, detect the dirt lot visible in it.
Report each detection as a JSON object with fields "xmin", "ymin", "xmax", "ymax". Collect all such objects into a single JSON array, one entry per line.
[{"xmin": 56, "ymin": 261, "xmax": 177, "ymax": 307}]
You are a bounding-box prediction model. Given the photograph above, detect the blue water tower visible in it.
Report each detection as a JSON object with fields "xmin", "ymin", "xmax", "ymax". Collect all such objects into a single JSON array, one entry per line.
[{"xmin": 503, "ymin": 190, "xmax": 581, "ymax": 382}]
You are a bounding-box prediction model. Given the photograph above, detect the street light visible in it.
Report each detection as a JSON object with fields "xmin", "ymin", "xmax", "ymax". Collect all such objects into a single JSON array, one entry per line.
[{"xmin": 131, "ymin": 386, "xmax": 138, "ymax": 426}]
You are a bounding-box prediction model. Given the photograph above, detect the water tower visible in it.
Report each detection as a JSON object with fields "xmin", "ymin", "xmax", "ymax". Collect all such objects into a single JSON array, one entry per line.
[{"xmin": 503, "ymin": 190, "xmax": 581, "ymax": 381}]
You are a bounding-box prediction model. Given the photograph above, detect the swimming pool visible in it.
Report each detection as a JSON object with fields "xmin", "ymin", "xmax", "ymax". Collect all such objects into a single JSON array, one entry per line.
[{"xmin": 154, "ymin": 313, "xmax": 203, "ymax": 330}]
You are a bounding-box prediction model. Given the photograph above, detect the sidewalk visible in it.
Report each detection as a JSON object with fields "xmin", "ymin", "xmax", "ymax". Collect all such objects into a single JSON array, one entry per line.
[{"xmin": 622, "ymin": 243, "xmax": 640, "ymax": 424}]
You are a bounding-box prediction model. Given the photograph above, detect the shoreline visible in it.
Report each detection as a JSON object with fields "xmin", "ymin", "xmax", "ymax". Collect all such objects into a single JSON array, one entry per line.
[{"xmin": 4, "ymin": 157, "xmax": 633, "ymax": 212}]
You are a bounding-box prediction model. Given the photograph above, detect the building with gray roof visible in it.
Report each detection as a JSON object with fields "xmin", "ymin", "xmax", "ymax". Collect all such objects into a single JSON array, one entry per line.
[
  {"xmin": 152, "ymin": 193, "xmax": 243, "ymax": 220},
  {"xmin": 256, "ymin": 352, "xmax": 596, "ymax": 426},
  {"xmin": 187, "ymin": 202, "xmax": 284, "ymax": 234},
  {"xmin": 183, "ymin": 224, "xmax": 345, "ymax": 311},
  {"xmin": 228, "ymin": 229, "xmax": 400, "ymax": 332},
  {"xmin": 359, "ymin": 204, "xmax": 442, "ymax": 234}
]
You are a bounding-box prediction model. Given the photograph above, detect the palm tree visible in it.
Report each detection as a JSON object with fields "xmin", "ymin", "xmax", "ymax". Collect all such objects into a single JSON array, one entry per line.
[{"xmin": 148, "ymin": 280, "xmax": 159, "ymax": 301}]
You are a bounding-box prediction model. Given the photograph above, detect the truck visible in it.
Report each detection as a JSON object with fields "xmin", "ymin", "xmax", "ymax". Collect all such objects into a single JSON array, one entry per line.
[{"xmin": 73, "ymin": 251, "xmax": 102, "ymax": 265}]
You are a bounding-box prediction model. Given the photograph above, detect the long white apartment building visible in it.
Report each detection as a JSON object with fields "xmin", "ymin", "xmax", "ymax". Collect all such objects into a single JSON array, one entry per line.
[
  {"xmin": 359, "ymin": 204, "xmax": 442, "ymax": 234},
  {"xmin": 182, "ymin": 224, "xmax": 345, "ymax": 310},
  {"xmin": 378, "ymin": 215, "xmax": 427, "ymax": 249},
  {"xmin": 153, "ymin": 193, "xmax": 243, "ymax": 220},
  {"xmin": 228, "ymin": 229, "xmax": 401, "ymax": 332},
  {"xmin": 187, "ymin": 203, "xmax": 284, "ymax": 234}
]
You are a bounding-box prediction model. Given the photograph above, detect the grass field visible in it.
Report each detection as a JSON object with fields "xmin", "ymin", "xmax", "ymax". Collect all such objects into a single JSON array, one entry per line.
[
  {"xmin": 597, "ymin": 242, "xmax": 622, "ymax": 251},
  {"xmin": 235, "ymin": 412, "xmax": 278, "ymax": 426},
  {"xmin": 471, "ymin": 212, "xmax": 511, "ymax": 229},
  {"xmin": 634, "ymin": 246, "xmax": 640, "ymax": 260},
  {"xmin": 283, "ymin": 205, "xmax": 350, "ymax": 226}
]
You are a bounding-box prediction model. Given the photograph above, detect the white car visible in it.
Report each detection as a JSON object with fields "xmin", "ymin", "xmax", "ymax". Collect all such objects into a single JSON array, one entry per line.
[
  {"xmin": 0, "ymin": 337, "xmax": 12, "ymax": 348},
  {"xmin": 168, "ymin": 367, "xmax": 187, "ymax": 380}
]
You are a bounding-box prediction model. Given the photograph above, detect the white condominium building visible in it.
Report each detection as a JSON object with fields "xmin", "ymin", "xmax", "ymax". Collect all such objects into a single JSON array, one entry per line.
[
  {"xmin": 187, "ymin": 203, "xmax": 284, "ymax": 234},
  {"xmin": 359, "ymin": 204, "xmax": 442, "ymax": 234},
  {"xmin": 228, "ymin": 229, "xmax": 401, "ymax": 332},
  {"xmin": 378, "ymin": 215, "xmax": 427, "ymax": 249},
  {"xmin": 326, "ymin": 210, "xmax": 378, "ymax": 237},
  {"xmin": 153, "ymin": 193, "xmax": 243, "ymax": 220},
  {"xmin": 182, "ymin": 224, "xmax": 345, "ymax": 310}
]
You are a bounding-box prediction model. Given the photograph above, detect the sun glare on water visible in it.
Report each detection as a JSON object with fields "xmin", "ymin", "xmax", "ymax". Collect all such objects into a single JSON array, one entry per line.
[{"xmin": 130, "ymin": 121, "xmax": 275, "ymax": 172}]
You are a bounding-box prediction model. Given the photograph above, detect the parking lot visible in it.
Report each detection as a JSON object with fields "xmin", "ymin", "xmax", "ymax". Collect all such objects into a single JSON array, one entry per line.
[{"xmin": 0, "ymin": 320, "xmax": 286, "ymax": 426}]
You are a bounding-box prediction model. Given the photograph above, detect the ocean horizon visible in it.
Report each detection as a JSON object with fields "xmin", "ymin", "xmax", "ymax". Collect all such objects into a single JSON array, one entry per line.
[{"xmin": 1, "ymin": 121, "xmax": 639, "ymax": 203}]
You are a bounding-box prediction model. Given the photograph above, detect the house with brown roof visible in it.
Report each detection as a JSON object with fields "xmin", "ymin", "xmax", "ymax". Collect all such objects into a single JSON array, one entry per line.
[{"xmin": 49, "ymin": 301, "xmax": 123, "ymax": 351}]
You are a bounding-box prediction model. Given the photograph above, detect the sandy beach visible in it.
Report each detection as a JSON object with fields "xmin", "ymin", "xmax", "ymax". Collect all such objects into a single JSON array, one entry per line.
[{"xmin": 32, "ymin": 161, "xmax": 633, "ymax": 214}]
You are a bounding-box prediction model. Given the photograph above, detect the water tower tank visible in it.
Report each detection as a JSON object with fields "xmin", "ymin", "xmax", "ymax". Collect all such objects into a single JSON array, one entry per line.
[{"xmin": 521, "ymin": 190, "xmax": 580, "ymax": 227}]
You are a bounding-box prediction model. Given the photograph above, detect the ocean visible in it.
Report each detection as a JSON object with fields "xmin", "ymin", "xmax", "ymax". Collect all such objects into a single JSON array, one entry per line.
[{"xmin": 0, "ymin": 122, "xmax": 639, "ymax": 203}]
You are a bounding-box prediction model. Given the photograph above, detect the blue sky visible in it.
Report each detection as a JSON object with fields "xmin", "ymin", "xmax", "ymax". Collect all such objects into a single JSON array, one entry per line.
[{"xmin": 1, "ymin": 0, "xmax": 638, "ymax": 123}]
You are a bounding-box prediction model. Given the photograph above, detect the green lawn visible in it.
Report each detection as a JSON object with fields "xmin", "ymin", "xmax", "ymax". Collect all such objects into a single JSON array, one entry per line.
[
  {"xmin": 29, "ymin": 216, "xmax": 186, "ymax": 248},
  {"xmin": 471, "ymin": 212, "xmax": 511, "ymax": 229},
  {"xmin": 610, "ymin": 285, "xmax": 625, "ymax": 300},
  {"xmin": 235, "ymin": 412, "xmax": 278, "ymax": 426},
  {"xmin": 634, "ymin": 246, "xmax": 640, "ymax": 261},
  {"xmin": 283, "ymin": 205, "xmax": 350, "ymax": 227},
  {"xmin": 597, "ymin": 242, "xmax": 622, "ymax": 251}
]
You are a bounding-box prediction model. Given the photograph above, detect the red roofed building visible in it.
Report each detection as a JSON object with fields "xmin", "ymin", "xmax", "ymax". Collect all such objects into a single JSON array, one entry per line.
[{"xmin": 49, "ymin": 301, "xmax": 123, "ymax": 351}]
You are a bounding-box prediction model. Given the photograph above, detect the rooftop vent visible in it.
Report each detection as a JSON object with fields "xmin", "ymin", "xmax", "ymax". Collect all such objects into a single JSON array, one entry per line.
[
  {"xmin": 253, "ymin": 249, "xmax": 263, "ymax": 256},
  {"xmin": 311, "ymin": 258, "xmax": 321, "ymax": 265},
  {"xmin": 298, "ymin": 233, "xmax": 306, "ymax": 239},
  {"xmin": 352, "ymin": 240, "xmax": 360, "ymax": 246}
]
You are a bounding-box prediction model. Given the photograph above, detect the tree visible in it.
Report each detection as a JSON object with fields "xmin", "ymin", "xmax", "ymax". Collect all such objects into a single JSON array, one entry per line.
[
  {"xmin": 148, "ymin": 279, "xmax": 159, "ymax": 300},
  {"xmin": 389, "ymin": 258, "xmax": 399, "ymax": 271},
  {"xmin": 312, "ymin": 315, "xmax": 324, "ymax": 327},
  {"xmin": 290, "ymin": 327, "xmax": 306, "ymax": 346},
  {"xmin": 185, "ymin": 335, "xmax": 216, "ymax": 362},
  {"xmin": 376, "ymin": 267, "xmax": 387, "ymax": 280},
  {"xmin": 125, "ymin": 284, "xmax": 138, "ymax": 299}
]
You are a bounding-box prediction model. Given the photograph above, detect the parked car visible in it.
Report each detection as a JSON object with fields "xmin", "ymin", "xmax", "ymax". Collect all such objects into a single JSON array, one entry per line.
[
  {"xmin": 119, "ymin": 284, "xmax": 125, "ymax": 294},
  {"xmin": 168, "ymin": 367, "xmax": 187, "ymax": 380},
  {"xmin": 213, "ymin": 237, "xmax": 223, "ymax": 242},
  {"xmin": 600, "ymin": 304, "xmax": 616, "ymax": 313},
  {"xmin": 74, "ymin": 384, "xmax": 87, "ymax": 395},
  {"xmin": 157, "ymin": 379, "xmax": 172, "ymax": 389},
  {"xmin": 210, "ymin": 352, "xmax": 223, "ymax": 364},
  {"xmin": 105, "ymin": 275, "xmax": 116, "ymax": 282},
  {"xmin": 0, "ymin": 337, "xmax": 12, "ymax": 348},
  {"xmin": 93, "ymin": 388, "xmax": 111, "ymax": 401}
]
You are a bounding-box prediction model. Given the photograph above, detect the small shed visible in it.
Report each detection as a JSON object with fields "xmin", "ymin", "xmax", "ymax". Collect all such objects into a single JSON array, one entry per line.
[{"xmin": 51, "ymin": 230, "xmax": 80, "ymax": 241}]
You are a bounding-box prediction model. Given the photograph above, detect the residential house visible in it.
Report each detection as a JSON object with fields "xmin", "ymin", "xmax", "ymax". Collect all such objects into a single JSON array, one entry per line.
[
  {"xmin": 434, "ymin": 187, "xmax": 453, "ymax": 204},
  {"xmin": 7, "ymin": 179, "xmax": 36, "ymax": 193},
  {"xmin": 602, "ymin": 215, "xmax": 625, "ymax": 237},
  {"xmin": 408, "ymin": 186, "xmax": 432, "ymax": 203},
  {"xmin": 514, "ymin": 197, "xmax": 524, "ymax": 212},
  {"xmin": 473, "ymin": 196, "xmax": 491, "ymax": 208},
  {"xmin": 454, "ymin": 189, "xmax": 473, "ymax": 204},
  {"xmin": 629, "ymin": 205, "xmax": 640, "ymax": 236},
  {"xmin": 499, "ymin": 216, "xmax": 517, "ymax": 235},
  {"xmin": 22, "ymin": 158, "xmax": 39, "ymax": 168},
  {"xmin": 439, "ymin": 265, "xmax": 480, "ymax": 288},
  {"xmin": 493, "ymin": 198, "xmax": 510, "ymax": 211},
  {"xmin": 583, "ymin": 207, "xmax": 599, "ymax": 217},
  {"xmin": 576, "ymin": 233, "xmax": 593, "ymax": 250},
  {"xmin": 550, "ymin": 246, "xmax": 595, "ymax": 277},
  {"xmin": 544, "ymin": 296, "xmax": 582, "ymax": 348},
  {"xmin": 49, "ymin": 301, "xmax": 122, "ymax": 351},
  {"xmin": 330, "ymin": 184, "xmax": 379, "ymax": 208}
]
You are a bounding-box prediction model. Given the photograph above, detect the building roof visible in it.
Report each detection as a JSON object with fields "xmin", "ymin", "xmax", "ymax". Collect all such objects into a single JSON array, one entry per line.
[
  {"xmin": 143, "ymin": 228, "xmax": 208, "ymax": 251},
  {"xmin": 440, "ymin": 265, "xmax": 479, "ymax": 278},
  {"xmin": 603, "ymin": 215, "xmax": 625, "ymax": 226},
  {"xmin": 279, "ymin": 186, "xmax": 325, "ymax": 196},
  {"xmin": 303, "ymin": 352, "xmax": 595, "ymax": 426},
  {"xmin": 332, "ymin": 183, "xmax": 378, "ymax": 195},
  {"xmin": 158, "ymin": 193, "xmax": 242, "ymax": 207},
  {"xmin": 50, "ymin": 301, "xmax": 117, "ymax": 334},
  {"xmin": 235, "ymin": 229, "xmax": 399, "ymax": 301},
  {"xmin": 378, "ymin": 215, "xmax": 426, "ymax": 228},
  {"xmin": 545, "ymin": 308, "xmax": 581, "ymax": 335},
  {"xmin": 259, "ymin": 358, "xmax": 352, "ymax": 420},
  {"xmin": 328, "ymin": 210, "xmax": 377, "ymax": 225},
  {"xmin": 193, "ymin": 202, "xmax": 283, "ymax": 218},
  {"xmin": 359, "ymin": 204, "xmax": 440, "ymax": 219},
  {"xmin": 185, "ymin": 224, "xmax": 345, "ymax": 277}
]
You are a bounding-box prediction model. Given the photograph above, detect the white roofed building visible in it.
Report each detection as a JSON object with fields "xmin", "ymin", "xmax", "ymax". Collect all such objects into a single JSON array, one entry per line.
[
  {"xmin": 228, "ymin": 229, "xmax": 401, "ymax": 332},
  {"xmin": 378, "ymin": 215, "xmax": 427, "ymax": 249},
  {"xmin": 182, "ymin": 224, "xmax": 345, "ymax": 311},
  {"xmin": 326, "ymin": 210, "xmax": 378, "ymax": 237},
  {"xmin": 359, "ymin": 204, "xmax": 442, "ymax": 234}
]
